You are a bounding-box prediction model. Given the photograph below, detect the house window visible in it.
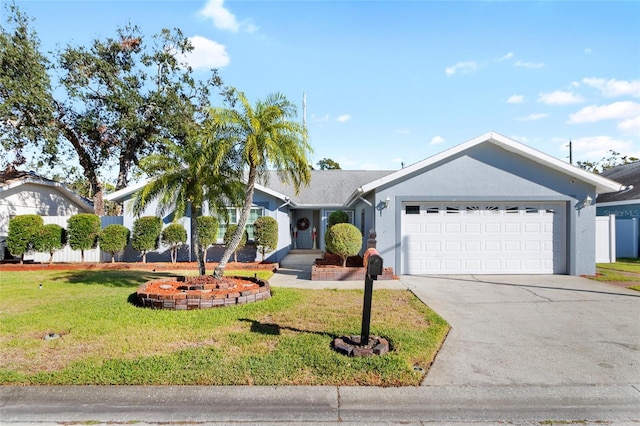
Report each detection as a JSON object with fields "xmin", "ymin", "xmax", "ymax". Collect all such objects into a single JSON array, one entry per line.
[
  {"xmin": 216, "ymin": 207, "xmax": 264, "ymax": 241},
  {"xmin": 446, "ymin": 206, "xmax": 460, "ymax": 214},
  {"xmin": 426, "ymin": 207, "xmax": 439, "ymax": 214},
  {"xmin": 405, "ymin": 205, "xmax": 420, "ymax": 215}
]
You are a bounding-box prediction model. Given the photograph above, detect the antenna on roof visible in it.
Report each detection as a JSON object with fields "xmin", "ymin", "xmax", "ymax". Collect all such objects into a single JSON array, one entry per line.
[{"xmin": 567, "ymin": 140, "xmax": 573, "ymax": 164}]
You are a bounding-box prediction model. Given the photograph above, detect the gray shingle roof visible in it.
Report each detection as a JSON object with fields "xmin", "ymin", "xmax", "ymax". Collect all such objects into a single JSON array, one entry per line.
[
  {"xmin": 598, "ymin": 162, "xmax": 640, "ymax": 203},
  {"xmin": 258, "ymin": 170, "xmax": 394, "ymax": 206}
]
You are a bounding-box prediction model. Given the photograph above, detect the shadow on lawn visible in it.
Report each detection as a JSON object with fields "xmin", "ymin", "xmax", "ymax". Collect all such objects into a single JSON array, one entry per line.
[
  {"xmin": 239, "ymin": 318, "xmax": 339, "ymax": 340},
  {"xmin": 52, "ymin": 270, "xmax": 177, "ymax": 288}
]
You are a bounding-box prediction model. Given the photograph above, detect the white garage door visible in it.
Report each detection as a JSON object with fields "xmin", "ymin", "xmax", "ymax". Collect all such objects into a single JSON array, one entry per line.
[{"xmin": 401, "ymin": 202, "xmax": 566, "ymax": 274}]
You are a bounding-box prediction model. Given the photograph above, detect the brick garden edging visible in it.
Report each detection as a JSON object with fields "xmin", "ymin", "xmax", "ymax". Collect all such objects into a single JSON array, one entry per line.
[{"xmin": 136, "ymin": 276, "xmax": 271, "ymax": 310}]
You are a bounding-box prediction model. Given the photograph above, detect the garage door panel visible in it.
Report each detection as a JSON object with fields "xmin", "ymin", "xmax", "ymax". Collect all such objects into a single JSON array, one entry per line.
[{"xmin": 402, "ymin": 202, "xmax": 566, "ymax": 274}]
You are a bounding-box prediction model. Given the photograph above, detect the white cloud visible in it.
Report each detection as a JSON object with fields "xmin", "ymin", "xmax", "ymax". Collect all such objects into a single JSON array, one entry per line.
[
  {"xmin": 507, "ymin": 95, "xmax": 524, "ymax": 104},
  {"xmin": 336, "ymin": 114, "xmax": 351, "ymax": 123},
  {"xmin": 199, "ymin": 0, "xmax": 239, "ymax": 32},
  {"xmin": 568, "ymin": 101, "xmax": 640, "ymax": 124},
  {"xmin": 581, "ymin": 77, "xmax": 640, "ymax": 98},
  {"xmin": 518, "ymin": 113, "xmax": 549, "ymax": 121},
  {"xmin": 568, "ymin": 135, "xmax": 636, "ymax": 160},
  {"xmin": 584, "ymin": 47, "xmax": 592, "ymax": 54},
  {"xmin": 312, "ymin": 114, "xmax": 329, "ymax": 122},
  {"xmin": 430, "ymin": 135, "xmax": 445, "ymax": 144},
  {"xmin": 445, "ymin": 61, "xmax": 477, "ymax": 76},
  {"xmin": 514, "ymin": 60, "xmax": 544, "ymax": 69},
  {"xmin": 181, "ymin": 36, "xmax": 229, "ymax": 69},
  {"xmin": 618, "ymin": 116, "xmax": 640, "ymax": 135},
  {"xmin": 359, "ymin": 162, "xmax": 384, "ymax": 170},
  {"xmin": 498, "ymin": 52, "xmax": 514, "ymax": 61},
  {"xmin": 537, "ymin": 91, "xmax": 585, "ymax": 105}
]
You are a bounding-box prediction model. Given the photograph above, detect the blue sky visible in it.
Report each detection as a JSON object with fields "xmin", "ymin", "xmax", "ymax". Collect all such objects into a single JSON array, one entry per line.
[{"xmin": 12, "ymin": 0, "xmax": 640, "ymax": 174}]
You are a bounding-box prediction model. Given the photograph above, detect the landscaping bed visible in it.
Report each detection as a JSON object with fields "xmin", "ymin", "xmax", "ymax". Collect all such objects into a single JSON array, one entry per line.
[{"xmin": 312, "ymin": 253, "xmax": 397, "ymax": 281}]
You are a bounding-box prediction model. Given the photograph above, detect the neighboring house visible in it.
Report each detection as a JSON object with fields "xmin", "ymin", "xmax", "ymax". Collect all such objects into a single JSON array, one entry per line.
[
  {"xmin": 596, "ymin": 162, "xmax": 640, "ymax": 258},
  {"xmin": 0, "ymin": 166, "xmax": 94, "ymax": 260},
  {"xmin": 107, "ymin": 131, "xmax": 626, "ymax": 276}
]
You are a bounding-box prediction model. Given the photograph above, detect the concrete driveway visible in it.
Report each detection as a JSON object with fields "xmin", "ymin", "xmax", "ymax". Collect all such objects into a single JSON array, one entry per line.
[{"xmin": 400, "ymin": 275, "xmax": 640, "ymax": 387}]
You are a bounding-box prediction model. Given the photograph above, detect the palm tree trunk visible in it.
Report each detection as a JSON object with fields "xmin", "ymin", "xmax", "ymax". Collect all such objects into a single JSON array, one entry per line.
[
  {"xmin": 213, "ymin": 166, "xmax": 257, "ymax": 279},
  {"xmin": 192, "ymin": 206, "xmax": 206, "ymax": 276}
]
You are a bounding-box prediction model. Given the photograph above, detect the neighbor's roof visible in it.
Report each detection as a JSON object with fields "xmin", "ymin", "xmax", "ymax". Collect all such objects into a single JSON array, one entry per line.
[
  {"xmin": 0, "ymin": 167, "xmax": 94, "ymax": 211},
  {"xmin": 597, "ymin": 162, "xmax": 640, "ymax": 204},
  {"xmin": 345, "ymin": 131, "xmax": 626, "ymax": 205},
  {"xmin": 260, "ymin": 170, "xmax": 394, "ymax": 207}
]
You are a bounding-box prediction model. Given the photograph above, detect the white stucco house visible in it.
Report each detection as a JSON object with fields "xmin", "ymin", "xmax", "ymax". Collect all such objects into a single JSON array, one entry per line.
[
  {"xmin": 0, "ymin": 167, "xmax": 94, "ymax": 260},
  {"xmin": 107, "ymin": 131, "xmax": 627, "ymax": 276}
]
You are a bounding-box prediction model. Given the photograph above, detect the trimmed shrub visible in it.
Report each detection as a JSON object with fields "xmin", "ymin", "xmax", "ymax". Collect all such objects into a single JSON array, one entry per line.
[
  {"xmin": 67, "ymin": 213, "xmax": 101, "ymax": 262},
  {"xmin": 325, "ymin": 223, "xmax": 362, "ymax": 267},
  {"xmin": 328, "ymin": 210, "xmax": 349, "ymax": 228},
  {"xmin": 34, "ymin": 223, "xmax": 66, "ymax": 265},
  {"xmin": 197, "ymin": 216, "xmax": 219, "ymax": 250},
  {"xmin": 7, "ymin": 214, "xmax": 44, "ymax": 263},
  {"xmin": 162, "ymin": 223, "xmax": 188, "ymax": 264},
  {"xmin": 254, "ymin": 216, "xmax": 278, "ymax": 261},
  {"xmin": 131, "ymin": 216, "xmax": 163, "ymax": 263},
  {"xmin": 99, "ymin": 224, "xmax": 130, "ymax": 263},
  {"xmin": 224, "ymin": 224, "xmax": 247, "ymax": 263}
]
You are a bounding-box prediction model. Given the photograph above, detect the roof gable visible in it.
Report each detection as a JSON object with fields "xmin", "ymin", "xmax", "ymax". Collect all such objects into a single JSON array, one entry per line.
[
  {"xmin": 0, "ymin": 168, "xmax": 94, "ymax": 212},
  {"xmin": 347, "ymin": 131, "xmax": 625, "ymax": 204}
]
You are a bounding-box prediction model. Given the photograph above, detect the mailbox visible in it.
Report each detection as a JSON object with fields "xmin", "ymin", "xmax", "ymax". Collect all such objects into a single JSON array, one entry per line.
[{"xmin": 363, "ymin": 247, "xmax": 383, "ymax": 277}]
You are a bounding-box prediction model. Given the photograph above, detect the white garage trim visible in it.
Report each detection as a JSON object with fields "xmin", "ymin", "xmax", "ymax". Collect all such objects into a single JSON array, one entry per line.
[{"xmin": 401, "ymin": 202, "xmax": 566, "ymax": 274}]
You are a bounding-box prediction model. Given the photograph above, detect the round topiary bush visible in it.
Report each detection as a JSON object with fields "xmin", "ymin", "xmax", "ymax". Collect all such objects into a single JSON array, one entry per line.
[
  {"xmin": 99, "ymin": 224, "xmax": 130, "ymax": 263},
  {"xmin": 254, "ymin": 216, "xmax": 278, "ymax": 261},
  {"xmin": 327, "ymin": 210, "xmax": 349, "ymax": 228},
  {"xmin": 7, "ymin": 214, "xmax": 44, "ymax": 263},
  {"xmin": 131, "ymin": 216, "xmax": 163, "ymax": 263},
  {"xmin": 67, "ymin": 213, "xmax": 101, "ymax": 262},
  {"xmin": 224, "ymin": 224, "xmax": 247, "ymax": 263},
  {"xmin": 161, "ymin": 223, "xmax": 188, "ymax": 264},
  {"xmin": 325, "ymin": 223, "xmax": 362, "ymax": 267},
  {"xmin": 34, "ymin": 223, "xmax": 66, "ymax": 265}
]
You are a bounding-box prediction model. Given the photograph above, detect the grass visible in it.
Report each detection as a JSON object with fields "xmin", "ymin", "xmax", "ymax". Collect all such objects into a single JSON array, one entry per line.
[
  {"xmin": 593, "ymin": 258, "xmax": 640, "ymax": 291},
  {"xmin": 0, "ymin": 269, "xmax": 449, "ymax": 386}
]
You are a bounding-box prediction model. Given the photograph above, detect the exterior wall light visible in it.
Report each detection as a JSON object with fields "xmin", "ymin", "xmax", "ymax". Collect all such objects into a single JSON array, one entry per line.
[{"xmin": 384, "ymin": 196, "xmax": 391, "ymax": 209}]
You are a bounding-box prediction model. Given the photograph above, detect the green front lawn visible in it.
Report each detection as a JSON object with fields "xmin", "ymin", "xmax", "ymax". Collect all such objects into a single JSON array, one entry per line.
[
  {"xmin": 0, "ymin": 270, "xmax": 449, "ymax": 386},
  {"xmin": 594, "ymin": 258, "xmax": 640, "ymax": 291}
]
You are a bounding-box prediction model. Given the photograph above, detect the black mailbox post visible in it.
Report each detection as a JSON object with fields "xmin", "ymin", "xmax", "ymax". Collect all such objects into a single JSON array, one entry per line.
[{"xmin": 361, "ymin": 248, "xmax": 383, "ymax": 345}]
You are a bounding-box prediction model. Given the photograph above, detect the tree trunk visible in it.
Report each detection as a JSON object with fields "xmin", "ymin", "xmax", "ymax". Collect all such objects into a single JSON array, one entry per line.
[
  {"xmin": 142, "ymin": 252, "xmax": 146, "ymax": 263},
  {"xmin": 192, "ymin": 207, "xmax": 206, "ymax": 276},
  {"xmin": 111, "ymin": 253, "xmax": 115, "ymax": 263},
  {"xmin": 81, "ymin": 249, "xmax": 85, "ymax": 263},
  {"xmin": 49, "ymin": 252, "xmax": 54, "ymax": 265},
  {"xmin": 213, "ymin": 167, "xmax": 257, "ymax": 279}
]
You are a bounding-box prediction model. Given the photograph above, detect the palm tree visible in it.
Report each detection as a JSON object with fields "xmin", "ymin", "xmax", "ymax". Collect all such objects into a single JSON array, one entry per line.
[
  {"xmin": 131, "ymin": 126, "xmax": 243, "ymax": 276},
  {"xmin": 209, "ymin": 91, "xmax": 312, "ymax": 279}
]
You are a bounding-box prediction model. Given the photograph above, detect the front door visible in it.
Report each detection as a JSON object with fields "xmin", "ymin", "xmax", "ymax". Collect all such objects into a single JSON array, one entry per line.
[{"xmin": 294, "ymin": 211, "xmax": 314, "ymax": 249}]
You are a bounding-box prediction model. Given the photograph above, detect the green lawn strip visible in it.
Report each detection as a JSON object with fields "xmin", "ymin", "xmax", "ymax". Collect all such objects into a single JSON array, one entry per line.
[
  {"xmin": 0, "ymin": 270, "xmax": 448, "ymax": 386},
  {"xmin": 596, "ymin": 258, "xmax": 640, "ymax": 274},
  {"xmin": 591, "ymin": 268, "xmax": 640, "ymax": 283}
]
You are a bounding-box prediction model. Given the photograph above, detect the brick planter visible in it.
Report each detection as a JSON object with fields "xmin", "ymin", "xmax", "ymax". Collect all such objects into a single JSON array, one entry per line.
[
  {"xmin": 311, "ymin": 265, "xmax": 396, "ymax": 281},
  {"xmin": 136, "ymin": 275, "xmax": 271, "ymax": 310}
]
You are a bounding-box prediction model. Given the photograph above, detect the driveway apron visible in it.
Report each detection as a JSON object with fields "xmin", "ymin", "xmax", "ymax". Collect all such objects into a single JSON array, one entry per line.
[{"xmin": 400, "ymin": 275, "xmax": 640, "ymax": 387}]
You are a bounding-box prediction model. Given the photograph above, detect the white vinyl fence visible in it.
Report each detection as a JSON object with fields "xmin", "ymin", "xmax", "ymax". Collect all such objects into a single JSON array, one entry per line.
[
  {"xmin": 27, "ymin": 216, "xmax": 123, "ymax": 263},
  {"xmin": 595, "ymin": 215, "xmax": 616, "ymax": 263}
]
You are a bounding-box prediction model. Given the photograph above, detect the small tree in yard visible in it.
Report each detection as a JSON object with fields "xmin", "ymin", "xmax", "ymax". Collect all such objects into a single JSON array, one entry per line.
[
  {"xmin": 254, "ymin": 216, "xmax": 278, "ymax": 261},
  {"xmin": 99, "ymin": 224, "xmax": 130, "ymax": 263},
  {"xmin": 328, "ymin": 210, "xmax": 349, "ymax": 228},
  {"xmin": 34, "ymin": 223, "xmax": 66, "ymax": 265},
  {"xmin": 325, "ymin": 223, "xmax": 362, "ymax": 267},
  {"xmin": 161, "ymin": 223, "xmax": 187, "ymax": 264},
  {"xmin": 7, "ymin": 214, "xmax": 44, "ymax": 264},
  {"xmin": 131, "ymin": 216, "xmax": 162, "ymax": 263},
  {"xmin": 196, "ymin": 216, "xmax": 219, "ymax": 263},
  {"xmin": 67, "ymin": 213, "xmax": 101, "ymax": 262},
  {"xmin": 224, "ymin": 224, "xmax": 247, "ymax": 263}
]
